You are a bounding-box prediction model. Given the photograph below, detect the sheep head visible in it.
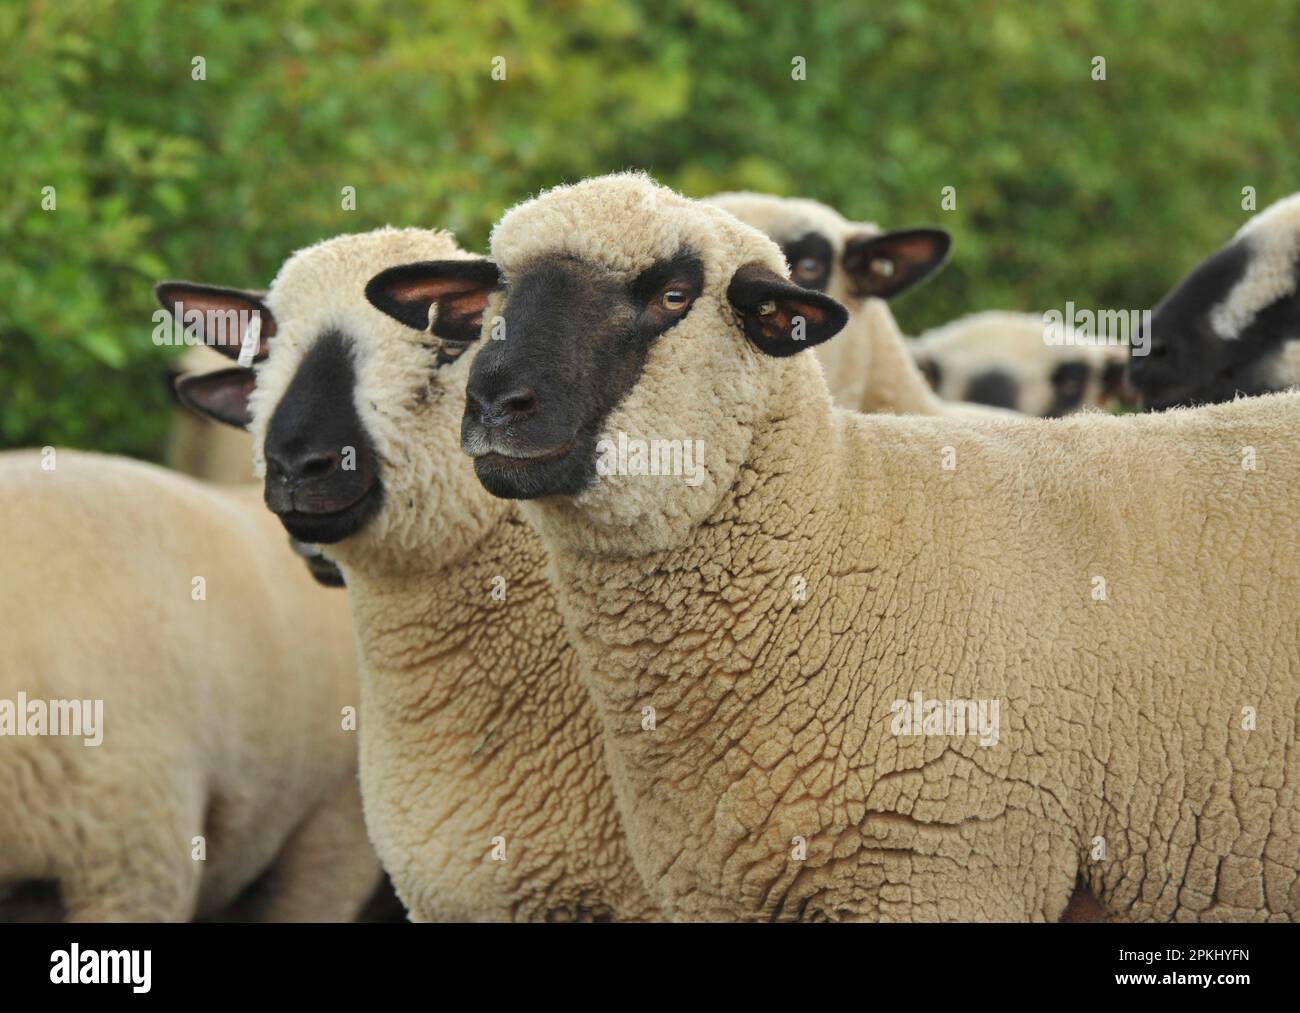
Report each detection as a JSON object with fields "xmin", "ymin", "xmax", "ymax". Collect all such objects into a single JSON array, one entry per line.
[
  {"xmin": 165, "ymin": 227, "xmax": 503, "ymax": 577},
  {"xmin": 1131, "ymin": 190, "xmax": 1300, "ymax": 411},
  {"xmin": 705, "ymin": 190, "xmax": 950, "ymax": 307},
  {"xmin": 367, "ymin": 172, "xmax": 849, "ymax": 557}
]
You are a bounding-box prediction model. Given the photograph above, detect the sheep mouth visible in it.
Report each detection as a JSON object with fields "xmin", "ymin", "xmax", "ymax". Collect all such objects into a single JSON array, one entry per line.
[
  {"xmin": 472, "ymin": 440, "xmax": 592, "ymax": 500},
  {"xmin": 475, "ymin": 441, "xmax": 576, "ymax": 466},
  {"xmin": 272, "ymin": 482, "xmax": 383, "ymax": 544}
]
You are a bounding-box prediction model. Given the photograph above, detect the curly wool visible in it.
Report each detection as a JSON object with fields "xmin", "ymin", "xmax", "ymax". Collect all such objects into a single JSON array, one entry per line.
[
  {"xmin": 493, "ymin": 173, "xmax": 1300, "ymax": 921},
  {"xmin": 0, "ymin": 450, "xmax": 378, "ymax": 921},
  {"xmin": 248, "ymin": 229, "xmax": 659, "ymax": 921}
]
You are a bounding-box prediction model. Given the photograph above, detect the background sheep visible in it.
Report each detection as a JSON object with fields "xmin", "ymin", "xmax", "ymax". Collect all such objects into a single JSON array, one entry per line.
[
  {"xmin": 0, "ymin": 450, "xmax": 379, "ymax": 922},
  {"xmin": 177, "ymin": 228, "xmax": 659, "ymax": 921},
  {"xmin": 1129, "ymin": 191, "xmax": 1300, "ymax": 410},
  {"xmin": 404, "ymin": 172, "xmax": 1299, "ymax": 921},
  {"xmin": 706, "ymin": 191, "xmax": 955, "ymax": 416},
  {"xmin": 910, "ymin": 311, "xmax": 1131, "ymax": 416},
  {"xmin": 166, "ymin": 345, "xmax": 258, "ymax": 485}
]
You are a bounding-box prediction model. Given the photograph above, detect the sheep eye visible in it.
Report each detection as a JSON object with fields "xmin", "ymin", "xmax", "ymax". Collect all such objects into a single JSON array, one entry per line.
[
  {"xmin": 661, "ymin": 288, "xmax": 691, "ymax": 311},
  {"xmin": 794, "ymin": 257, "xmax": 824, "ymax": 282}
]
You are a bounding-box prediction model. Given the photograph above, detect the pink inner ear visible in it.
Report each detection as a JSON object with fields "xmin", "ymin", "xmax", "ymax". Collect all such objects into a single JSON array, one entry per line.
[
  {"xmin": 891, "ymin": 237, "xmax": 942, "ymax": 272},
  {"xmin": 391, "ymin": 279, "xmax": 443, "ymax": 304},
  {"xmin": 392, "ymin": 276, "xmax": 490, "ymax": 306},
  {"xmin": 789, "ymin": 299, "xmax": 830, "ymax": 326},
  {"xmin": 161, "ymin": 287, "xmax": 277, "ymax": 348},
  {"xmin": 448, "ymin": 289, "xmax": 490, "ymax": 320}
]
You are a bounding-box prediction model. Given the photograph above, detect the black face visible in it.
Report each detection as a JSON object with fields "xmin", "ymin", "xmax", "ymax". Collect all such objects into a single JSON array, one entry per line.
[
  {"xmin": 1130, "ymin": 240, "xmax": 1299, "ymax": 410},
  {"xmin": 1100, "ymin": 360, "xmax": 1129, "ymax": 403},
  {"xmin": 780, "ymin": 232, "xmax": 833, "ymax": 292},
  {"xmin": 263, "ymin": 330, "xmax": 383, "ymax": 543},
  {"xmin": 916, "ymin": 356, "xmax": 942, "ymax": 392},
  {"xmin": 1046, "ymin": 360, "xmax": 1090, "ymax": 417},
  {"xmin": 964, "ymin": 369, "xmax": 1018, "ymax": 411},
  {"xmin": 461, "ymin": 253, "xmax": 705, "ymax": 500}
]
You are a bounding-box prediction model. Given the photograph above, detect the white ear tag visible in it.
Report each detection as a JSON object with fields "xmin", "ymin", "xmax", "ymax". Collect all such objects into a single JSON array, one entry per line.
[
  {"xmin": 238, "ymin": 313, "xmax": 262, "ymax": 367},
  {"xmin": 870, "ymin": 258, "xmax": 895, "ymax": 277}
]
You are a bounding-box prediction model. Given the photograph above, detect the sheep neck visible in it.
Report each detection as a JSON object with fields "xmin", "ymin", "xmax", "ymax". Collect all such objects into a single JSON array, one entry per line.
[
  {"xmin": 816, "ymin": 298, "xmax": 942, "ymax": 416},
  {"xmin": 341, "ymin": 507, "xmax": 659, "ymax": 921},
  {"xmin": 346, "ymin": 507, "xmax": 571, "ymax": 754},
  {"xmin": 546, "ymin": 362, "xmax": 1090, "ymax": 920}
]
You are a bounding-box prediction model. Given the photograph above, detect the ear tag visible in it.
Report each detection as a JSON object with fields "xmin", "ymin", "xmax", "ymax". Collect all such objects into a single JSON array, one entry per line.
[
  {"xmin": 427, "ymin": 302, "xmax": 438, "ymax": 331},
  {"xmin": 238, "ymin": 313, "xmax": 262, "ymax": 367},
  {"xmin": 871, "ymin": 258, "xmax": 895, "ymax": 277},
  {"xmin": 757, "ymin": 300, "xmax": 777, "ymax": 316}
]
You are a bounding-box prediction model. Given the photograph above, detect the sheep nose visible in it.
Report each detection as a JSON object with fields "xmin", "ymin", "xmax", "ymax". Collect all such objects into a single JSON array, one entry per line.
[
  {"xmin": 469, "ymin": 386, "xmax": 539, "ymax": 429},
  {"xmin": 266, "ymin": 446, "xmax": 341, "ymax": 486}
]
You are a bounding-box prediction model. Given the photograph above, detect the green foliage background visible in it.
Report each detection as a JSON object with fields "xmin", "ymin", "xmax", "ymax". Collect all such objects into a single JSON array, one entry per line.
[{"xmin": 3, "ymin": 0, "xmax": 1298, "ymax": 459}]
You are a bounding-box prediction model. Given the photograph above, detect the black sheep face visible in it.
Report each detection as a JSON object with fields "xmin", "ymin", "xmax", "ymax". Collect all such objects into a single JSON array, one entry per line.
[{"xmin": 1131, "ymin": 231, "xmax": 1300, "ymax": 411}]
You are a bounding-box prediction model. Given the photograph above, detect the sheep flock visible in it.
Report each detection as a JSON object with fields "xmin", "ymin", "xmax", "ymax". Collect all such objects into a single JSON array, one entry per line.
[{"xmin": 2, "ymin": 174, "xmax": 1298, "ymax": 924}]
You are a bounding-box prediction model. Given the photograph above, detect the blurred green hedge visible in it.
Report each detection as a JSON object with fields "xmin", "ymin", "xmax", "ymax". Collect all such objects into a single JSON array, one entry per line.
[{"xmin": 3, "ymin": 0, "xmax": 1298, "ymax": 459}]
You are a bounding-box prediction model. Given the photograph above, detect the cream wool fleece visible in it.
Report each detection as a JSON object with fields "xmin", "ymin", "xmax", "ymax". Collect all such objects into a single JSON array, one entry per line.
[
  {"xmin": 707, "ymin": 191, "xmax": 946, "ymax": 416},
  {"xmin": 246, "ymin": 229, "xmax": 659, "ymax": 921},
  {"xmin": 490, "ymin": 173, "xmax": 1300, "ymax": 921},
  {"xmin": 0, "ymin": 451, "xmax": 378, "ymax": 921}
]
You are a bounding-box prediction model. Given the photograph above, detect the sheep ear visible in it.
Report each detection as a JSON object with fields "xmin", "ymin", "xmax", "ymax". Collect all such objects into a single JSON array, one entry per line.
[
  {"xmin": 727, "ymin": 263, "xmax": 849, "ymax": 357},
  {"xmin": 174, "ymin": 367, "xmax": 256, "ymax": 429},
  {"xmin": 841, "ymin": 228, "xmax": 951, "ymax": 299},
  {"xmin": 365, "ymin": 260, "xmax": 501, "ymax": 343},
  {"xmin": 154, "ymin": 282, "xmax": 276, "ymax": 362}
]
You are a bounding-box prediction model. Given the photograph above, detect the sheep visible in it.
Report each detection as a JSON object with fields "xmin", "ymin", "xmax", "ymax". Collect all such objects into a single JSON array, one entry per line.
[
  {"xmin": 1129, "ymin": 191, "xmax": 1300, "ymax": 411},
  {"xmin": 166, "ymin": 345, "xmax": 257, "ymax": 484},
  {"xmin": 705, "ymin": 191, "xmax": 961, "ymax": 416},
  {"xmin": 910, "ymin": 310, "xmax": 1132, "ymax": 416},
  {"xmin": 375, "ymin": 171, "xmax": 1300, "ymax": 922},
  {"xmin": 0, "ymin": 449, "xmax": 380, "ymax": 921},
  {"xmin": 174, "ymin": 227, "xmax": 660, "ymax": 921}
]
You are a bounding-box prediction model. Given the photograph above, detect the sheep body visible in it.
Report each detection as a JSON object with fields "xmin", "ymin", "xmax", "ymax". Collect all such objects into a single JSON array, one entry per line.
[
  {"xmin": 480, "ymin": 173, "xmax": 1300, "ymax": 921},
  {"xmin": 0, "ymin": 450, "xmax": 378, "ymax": 921},
  {"xmin": 242, "ymin": 228, "xmax": 659, "ymax": 921}
]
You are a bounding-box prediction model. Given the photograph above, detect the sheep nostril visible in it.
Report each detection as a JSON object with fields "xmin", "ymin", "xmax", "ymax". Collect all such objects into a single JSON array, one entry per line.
[
  {"xmin": 502, "ymin": 389, "xmax": 537, "ymax": 417},
  {"xmin": 478, "ymin": 386, "xmax": 538, "ymax": 426},
  {"xmin": 298, "ymin": 452, "xmax": 339, "ymax": 481}
]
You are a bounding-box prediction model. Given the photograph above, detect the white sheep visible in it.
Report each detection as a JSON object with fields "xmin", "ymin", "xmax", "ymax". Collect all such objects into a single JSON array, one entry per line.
[
  {"xmin": 0, "ymin": 449, "xmax": 379, "ymax": 921},
  {"xmin": 1130, "ymin": 191, "xmax": 1300, "ymax": 410},
  {"xmin": 910, "ymin": 310, "xmax": 1131, "ymax": 416},
  {"xmin": 706, "ymin": 191, "xmax": 959, "ymax": 416},
  {"xmin": 179, "ymin": 228, "xmax": 660, "ymax": 921},
  {"xmin": 392, "ymin": 171, "xmax": 1299, "ymax": 922}
]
